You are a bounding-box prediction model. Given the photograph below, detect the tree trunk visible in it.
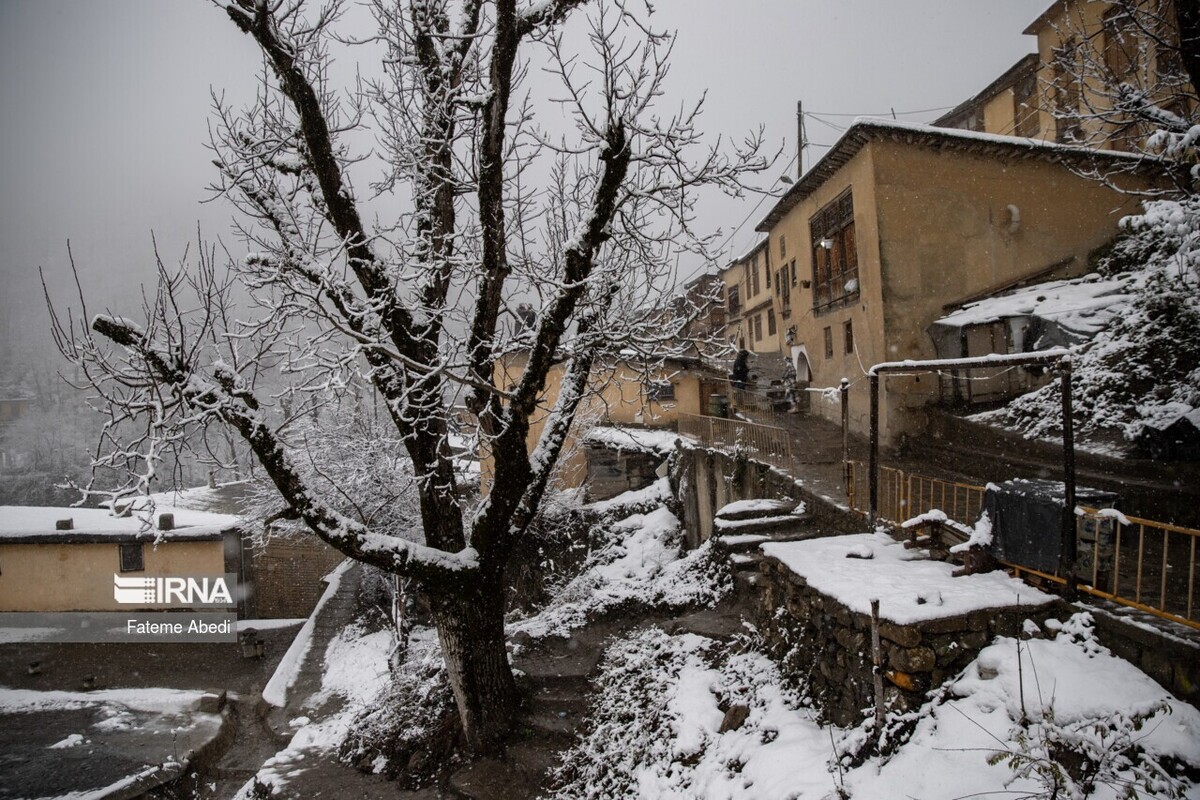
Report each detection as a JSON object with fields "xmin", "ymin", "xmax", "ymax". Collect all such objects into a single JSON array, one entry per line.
[{"xmin": 427, "ymin": 575, "xmax": 518, "ymax": 756}]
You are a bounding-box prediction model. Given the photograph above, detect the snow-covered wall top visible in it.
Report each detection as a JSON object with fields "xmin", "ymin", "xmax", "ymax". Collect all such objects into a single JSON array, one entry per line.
[{"xmin": 761, "ymin": 532, "xmax": 1055, "ymax": 625}]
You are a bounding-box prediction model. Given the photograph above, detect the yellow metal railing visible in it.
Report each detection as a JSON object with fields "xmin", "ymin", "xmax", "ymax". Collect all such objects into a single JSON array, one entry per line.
[
  {"xmin": 845, "ymin": 461, "xmax": 1200, "ymax": 631},
  {"xmin": 678, "ymin": 413, "xmax": 794, "ymax": 476},
  {"xmin": 844, "ymin": 461, "xmax": 984, "ymax": 530}
]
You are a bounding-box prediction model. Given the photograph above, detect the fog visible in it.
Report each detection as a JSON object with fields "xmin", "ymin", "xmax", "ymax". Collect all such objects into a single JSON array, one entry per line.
[{"xmin": 0, "ymin": 0, "xmax": 1049, "ymax": 367}]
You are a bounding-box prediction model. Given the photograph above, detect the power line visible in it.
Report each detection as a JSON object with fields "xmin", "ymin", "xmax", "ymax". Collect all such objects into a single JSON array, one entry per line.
[
  {"xmin": 802, "ymin": 104, "xmax": 957, "ymax": 118},
  {"xmin": 713, "ymin": 150, "xmax": 799, "ymax": 263}
]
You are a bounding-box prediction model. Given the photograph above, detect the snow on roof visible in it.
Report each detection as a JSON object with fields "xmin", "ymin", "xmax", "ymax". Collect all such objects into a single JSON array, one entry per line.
[
  {"xmin": 756, "ymin": 116, "xmax": 1159, "ymax": 232},
  {"xmin": 583, "ymin": 426, "xmax": 693, "ymax": 455},
  {"xmin": 0, "ymin": 504, "xmax": 239, "ymax": 542},
  {"xmin": 761, "ymin": 532, "xmax": 1055, "ymax": 625},
  {"xmin": 933, "ymin": 273, "xmax": 1133, "ymax": 340}
]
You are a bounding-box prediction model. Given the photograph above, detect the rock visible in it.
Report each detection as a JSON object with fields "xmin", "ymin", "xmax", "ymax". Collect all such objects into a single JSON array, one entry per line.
[
  {"xmin": 888, "ymin": 645, "xmax": 936, "ymax": 673},
  {"xmin": 718, "ymin": 704, "xmax": 751, "ymax": 733},
  {"xmin": 200, "ymin": 690, "xmax": 227, "ymax": 713},
  {"xmin": 878, "ymin": 621, "xmax": 921, "ymax": 648}
]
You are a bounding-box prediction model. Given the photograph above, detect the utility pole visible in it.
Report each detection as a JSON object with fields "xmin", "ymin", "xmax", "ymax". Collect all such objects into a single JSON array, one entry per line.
[{"xmin": 797, "ymin": 100, "xmax": 805, "ymax": 177}]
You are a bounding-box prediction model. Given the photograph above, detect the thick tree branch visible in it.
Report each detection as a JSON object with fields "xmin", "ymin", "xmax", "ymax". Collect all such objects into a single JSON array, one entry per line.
[{"xmin": 92, "ymin": 314, "xmax": 478, "ymax": 588}]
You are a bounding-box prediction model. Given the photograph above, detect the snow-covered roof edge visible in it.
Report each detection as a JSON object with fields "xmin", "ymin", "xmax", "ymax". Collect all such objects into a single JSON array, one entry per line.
[{"xmin": 756, "ymin": 117, "xmax": 1162, "ymax": 233}]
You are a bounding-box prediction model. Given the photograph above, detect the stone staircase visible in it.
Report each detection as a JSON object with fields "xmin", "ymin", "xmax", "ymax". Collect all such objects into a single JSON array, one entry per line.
[{"xmin": 710, "ymin": 498, "xmax": 815, "ymax": 596}]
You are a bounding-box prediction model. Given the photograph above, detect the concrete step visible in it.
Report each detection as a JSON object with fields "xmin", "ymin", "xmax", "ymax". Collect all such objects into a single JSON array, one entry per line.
[
  {"xmin": 518, "ymin": 705, "xmax": 582, "ymax": 741},
  {"xmin": 505, "ymin": 740, "xmax": 566, "ymax": 783},
  {"xmin": 663, "ymin": 604, "xmax": 749, "ymax": 642},
  {"xmin": 715, "ymin": 498, "xmax": 804, "ymax": 521},
  {"xmin": 713, "ymin": 512, "xmax": 810, "ymax": 537}
]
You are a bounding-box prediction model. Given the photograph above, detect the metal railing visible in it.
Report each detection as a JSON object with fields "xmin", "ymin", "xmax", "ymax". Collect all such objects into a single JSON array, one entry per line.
[
  {"xmin": 845, "ymin": 460, "xmax": 1200, "ymax": 630},
  {"xmin": 845, "ymin": 461, "xmax": 985, "ymax": 530},
  {"xmin": 678, "ymin": 413, "xmax": 793, "ymax": 475}
]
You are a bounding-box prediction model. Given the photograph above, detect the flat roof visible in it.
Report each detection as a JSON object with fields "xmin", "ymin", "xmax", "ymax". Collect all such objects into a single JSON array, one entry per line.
[{"xmin": 0, "ymin": 505, "xmax": 239, "ymax": 544}]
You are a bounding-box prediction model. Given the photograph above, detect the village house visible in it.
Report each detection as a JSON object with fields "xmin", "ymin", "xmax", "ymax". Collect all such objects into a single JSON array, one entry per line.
[
  {"xmin": 1024, "ymin": 0, "xmax": 1193, "ymax": 150},
  {"xmin": 0, "ymin": 503, "xmax": 240, "ymax": 613},
  {"xmin": 485, "ymin": 350, "xmax": 724, "ymax": 492},
  {"xmin": 746, "ymin": 117, "xmax": 1156, "ymax": 444},
  {"xmin": 0, "ymin": 482, "xmax": 348, "ymax": 619}
]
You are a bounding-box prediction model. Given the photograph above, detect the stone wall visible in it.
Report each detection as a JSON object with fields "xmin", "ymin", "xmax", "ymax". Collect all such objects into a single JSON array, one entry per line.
[
  {"xmin": 1088, "ymin": 604, "xmax": 1200, "ymax": 709},
  {"xmin": 756, "ymin": 553, "xmax": 1068, "ymax": 727}
]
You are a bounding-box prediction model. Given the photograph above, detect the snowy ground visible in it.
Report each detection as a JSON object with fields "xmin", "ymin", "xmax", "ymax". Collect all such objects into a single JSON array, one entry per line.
[
  {"xmin": 234, "ymin": 479, "xmax": 1200, "ymax": 799},
  {"xmin": 235, "ymin": 618, "xmax": 398, "ymax": 797},
  {"xmin": 551, "ymin": 613, "xmax": 1200, "ymax": 799}
]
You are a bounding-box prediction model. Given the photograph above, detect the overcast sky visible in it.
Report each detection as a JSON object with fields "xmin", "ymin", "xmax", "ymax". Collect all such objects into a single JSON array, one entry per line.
[{"xmin": 0, "ymin": 0, "xmax": 1051, "ymax": 358}]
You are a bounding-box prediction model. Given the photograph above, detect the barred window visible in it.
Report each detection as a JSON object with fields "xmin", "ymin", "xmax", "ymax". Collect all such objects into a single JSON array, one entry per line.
[
  {"xmin": 646, "ymin": 380, "xmax": 675, "ymax": 402},
  {"xmin": 810, "ymin": 191, "xmax": 859, "ymax": 314},
  {"xmin": 119, "ymin": 543, "xmax": 144, "ymax": 573}
]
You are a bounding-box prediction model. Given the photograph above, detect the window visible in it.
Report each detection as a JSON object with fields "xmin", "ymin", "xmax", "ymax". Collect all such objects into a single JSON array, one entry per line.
[
  {"xmin": 119, "ymin": 543, "xmax": 144, "ymax": 573},
  {"xmin": 844, "ymin": 320, "xmax": 854, "ymax": 354},
  {"xmin": 823, "ymin": 326, "xmax": 833, "ymax": 359},
  {"xmin": 810, "ymin": 190, "xmax": 859, "ymax": 314},
  {"xmin": 646, "ymin": 380, "xmax": 675, "ymax": 402},
  {"xmin": 767, "ymin": 308, "xmax": 776, "ymax": 336},
  {"xmin": 779, "ymin": 273, "xmax": 791, "ymax": 313},
  {"xmin": 1013, "ymin": 70, "xmax": 1038, "ymax": 138},
  {"xmin": 750, "ymin": 257, "xmax": 760, "ymax": 296},
  {"xmin": 1052, "ymin": 39, "xmax": 1083, "ymax": 143},
  {"xmin": 765, "ymin": 261, "xmax": 771, "ymax": 289},
  {"xmin": 790, "ymin": 259, "xmax": 797, "ymax": 287},
  {"xmin": 1103, "ymin": 7, "xmax": 1141, "ymax": 81},
  {"xmin": 779, "ymin": 234, "xmax": 787, "ymax": 259},
  {"xmin": 727, "ymin": 284, "xmax": 741, "ymax": 316},
  {"xmin": 753, "ymin": 314, "xmax": 763, "ymax": 342}
]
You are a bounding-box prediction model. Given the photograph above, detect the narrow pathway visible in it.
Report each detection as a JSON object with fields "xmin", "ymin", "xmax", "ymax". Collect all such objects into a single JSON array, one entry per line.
[{"xmin": 447, "ymin": 593, "xmax": 754, "ymax": 800}]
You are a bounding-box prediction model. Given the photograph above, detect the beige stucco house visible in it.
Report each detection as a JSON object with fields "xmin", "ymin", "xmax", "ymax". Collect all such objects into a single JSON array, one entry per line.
[
  {"xmin": 0, "ymin": 504, "xmax": 238, "ymax": 612},
  {"xmin": 484, "ymin": 351, "xmax": 724, "ymax": 491},
  {"xmin": 750, "ymin": 117, "xmax": 1156, "ymax": 444}
]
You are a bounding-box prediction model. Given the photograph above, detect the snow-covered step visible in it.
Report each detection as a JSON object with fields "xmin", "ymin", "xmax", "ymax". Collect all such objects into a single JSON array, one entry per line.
[{"xmin": 715, "ymin": 498, "xmax": 805, "ymax": 522}]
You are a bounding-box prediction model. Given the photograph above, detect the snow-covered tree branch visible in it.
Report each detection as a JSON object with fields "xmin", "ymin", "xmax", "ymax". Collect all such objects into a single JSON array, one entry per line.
[{"xmin": 50, "ymin": 0, "xmax": 765, "ymax": 754}]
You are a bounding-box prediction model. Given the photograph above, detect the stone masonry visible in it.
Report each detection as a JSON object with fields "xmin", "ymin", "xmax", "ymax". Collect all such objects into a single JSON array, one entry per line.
[{"xmin": 755, "ymin": 553, "xmax": 1068, "ymax": 727}]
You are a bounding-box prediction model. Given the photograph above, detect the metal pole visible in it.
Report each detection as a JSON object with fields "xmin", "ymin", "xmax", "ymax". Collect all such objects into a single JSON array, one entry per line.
[
  {"xmin": 869, "ymin": 372, "xmax": 879, "ymax": 526},
  {"xmin": 840, "ymin": 377, "xmax": 850, "ymax": 495},
  {"xmin": 1060, "ymin": 361, "xmax": 1077, "ymax": 597}
]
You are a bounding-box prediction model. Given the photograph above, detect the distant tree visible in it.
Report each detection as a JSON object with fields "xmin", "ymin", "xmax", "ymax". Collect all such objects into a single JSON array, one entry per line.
[{"xmin": 49, "ymin": 0, "xmax": 763, "ymax": 754}]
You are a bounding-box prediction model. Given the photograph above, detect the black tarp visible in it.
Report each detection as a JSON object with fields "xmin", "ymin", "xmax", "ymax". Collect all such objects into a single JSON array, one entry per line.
[{"xmin": 986, "ymin": 479, "xmax": 1119, "ymax": 573}]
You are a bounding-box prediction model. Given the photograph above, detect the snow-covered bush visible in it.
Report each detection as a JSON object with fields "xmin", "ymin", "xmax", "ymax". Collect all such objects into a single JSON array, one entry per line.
[
  {"xmin": 339, "ymin": 625, "xmax": 457, "ymax": 787},
  {"xmin": 548, "ymin": 627, "xmax": 836, "ymax": 800},
  {"xmin": 995, "ymin": 196, "xmax": 1200, "ymax": 445},
  {"xmin": 506, "ymin": 485, "xmax": 731, "ymax": 641}
]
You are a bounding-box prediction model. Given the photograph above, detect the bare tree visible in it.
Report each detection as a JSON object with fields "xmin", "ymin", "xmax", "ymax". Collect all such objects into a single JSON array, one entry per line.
[
  {"xmin": 49, "ymin": 0, "xmax": 763, "ymax": 754},
  {"xmin": 1044, "ymin": 0, "xmax": 1199, "ymax": 191}
]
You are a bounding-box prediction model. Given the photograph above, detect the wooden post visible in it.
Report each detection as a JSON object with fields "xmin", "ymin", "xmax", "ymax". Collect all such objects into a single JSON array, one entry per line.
[{"xmin": 871, "ymin": 598, "xmax": 885, "ymax": 734}]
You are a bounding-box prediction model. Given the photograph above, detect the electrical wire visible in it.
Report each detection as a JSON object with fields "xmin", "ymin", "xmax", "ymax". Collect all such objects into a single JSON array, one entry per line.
[{"xmin": 802, "ymin": 105, "xmax": 957, "ymax": 118}]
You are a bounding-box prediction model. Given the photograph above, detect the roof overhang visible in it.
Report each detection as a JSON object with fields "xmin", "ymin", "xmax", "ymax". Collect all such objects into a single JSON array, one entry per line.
[{"xmin": 754, "ymin": 117, "xmax": 1165, "ymax": 233}]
